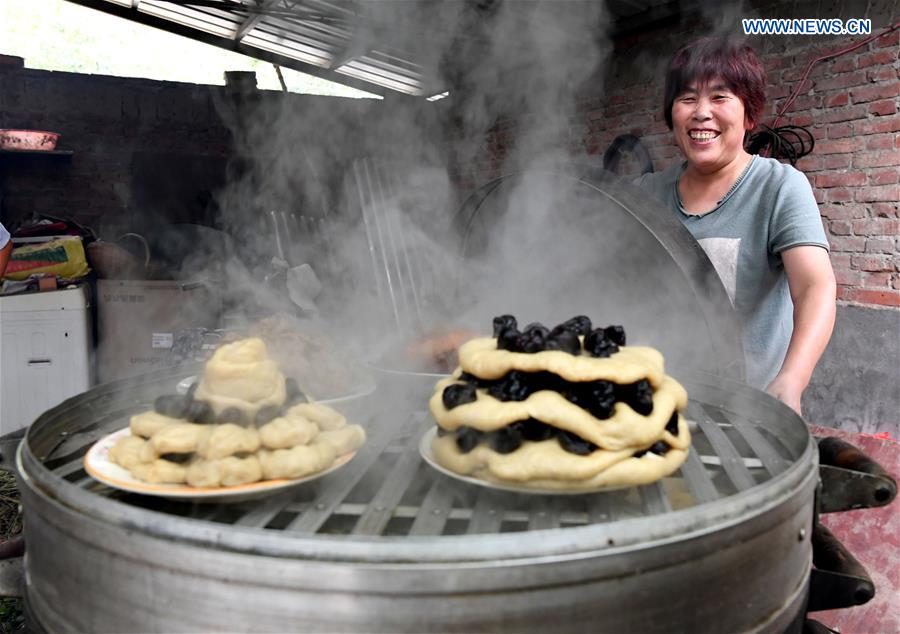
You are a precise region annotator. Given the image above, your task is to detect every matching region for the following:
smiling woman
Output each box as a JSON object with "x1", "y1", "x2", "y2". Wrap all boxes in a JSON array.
[{"x1": 634, "y1": 37, "x2": 836, "y2": 417}]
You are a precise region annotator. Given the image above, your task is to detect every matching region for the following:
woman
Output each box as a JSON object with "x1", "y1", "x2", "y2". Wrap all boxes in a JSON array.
[{"x1": 635, "y1": 37, "x2": 836, "y2": 416}]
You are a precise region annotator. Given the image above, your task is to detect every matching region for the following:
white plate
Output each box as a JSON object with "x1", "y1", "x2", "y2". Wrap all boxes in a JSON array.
[
  {"x1": 84, "y1": 427, "x2": 356, "y2": 503},
  {"x1": 419, "y1": 427, "x2": 627, "y2": 496}
]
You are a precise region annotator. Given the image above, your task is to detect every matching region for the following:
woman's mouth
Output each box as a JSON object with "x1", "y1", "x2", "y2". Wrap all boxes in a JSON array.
[{"x1": 688, "y1": 129, "x2": 720, "y2": 145}]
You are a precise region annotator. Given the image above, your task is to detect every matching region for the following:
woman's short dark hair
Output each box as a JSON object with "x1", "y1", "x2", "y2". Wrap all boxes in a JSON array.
[{"x1": 663, "y1": 37, "x2": 767, "y2": 130}]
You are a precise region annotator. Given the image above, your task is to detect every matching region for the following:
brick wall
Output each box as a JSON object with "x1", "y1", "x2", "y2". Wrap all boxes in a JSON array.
[
  {"x1": 451, "y1": 9, "x2": 899, "y2": 311},
  {"x1": 0, "y1": 62, "x2": 232, "y2": 235},
  {"x1": 0, "y1": 61, "x2": 375, "y2": 240}
]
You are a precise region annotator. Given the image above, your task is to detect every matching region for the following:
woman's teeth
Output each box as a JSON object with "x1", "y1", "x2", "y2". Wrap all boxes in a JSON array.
[{"x1": 689, "y1": 131, "x2": 718, "y2": 141}]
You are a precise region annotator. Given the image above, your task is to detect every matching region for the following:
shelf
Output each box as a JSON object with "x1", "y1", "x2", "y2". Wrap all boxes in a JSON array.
[{"x1": 0, "y1": 148, "x2": 73, "y2": 158}]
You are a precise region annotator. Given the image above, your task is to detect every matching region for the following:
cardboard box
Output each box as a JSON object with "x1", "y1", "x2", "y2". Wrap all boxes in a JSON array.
[{"x1": 96, "y1": 279, "x2": 221, "y2": 383}]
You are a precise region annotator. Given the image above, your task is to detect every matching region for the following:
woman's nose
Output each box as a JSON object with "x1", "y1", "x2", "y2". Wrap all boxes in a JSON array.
[{"x1": 692, "y1": 98, "x2": 712, "y2": 120}]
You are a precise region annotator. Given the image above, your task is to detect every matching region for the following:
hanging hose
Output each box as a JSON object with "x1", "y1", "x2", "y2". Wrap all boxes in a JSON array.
[
  {"x1": 745, "y1": 124, "x2": 815, "y2": 166},
  {"x1": 602, "y1": 133, "x2": 654, "y2": 175}
]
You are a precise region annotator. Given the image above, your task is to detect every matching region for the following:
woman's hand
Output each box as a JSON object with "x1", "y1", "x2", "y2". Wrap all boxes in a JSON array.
[{"x1": 766, "y1": 373, "x2": 804, "y2": 416}]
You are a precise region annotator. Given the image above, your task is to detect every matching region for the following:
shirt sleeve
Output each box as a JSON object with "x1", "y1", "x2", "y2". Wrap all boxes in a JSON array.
[
  {"x1": 0, "y1": 222, "x2": 10, "y2": 250},
  {"x1": 768, "y1": 165, "x2": 829, "y2": 254}
]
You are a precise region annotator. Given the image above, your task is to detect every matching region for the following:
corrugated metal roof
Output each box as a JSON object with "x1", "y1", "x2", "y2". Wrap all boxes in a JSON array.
[
  {"x1": 63, "y1": 0, "x2": 687, "y2": 98},
  {"x1": 63, "y1": 0, "x2": 440, "y2": 97}
]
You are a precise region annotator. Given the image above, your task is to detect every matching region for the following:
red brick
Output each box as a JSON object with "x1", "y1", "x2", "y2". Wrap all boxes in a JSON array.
[
  {"x1": 873, "y1": 30, "x2": 899, "y2": 49},
  {"x1": 853, "y1": 150, "x2": 900, "y2": 168},
  {"x1": 861, "y1": 272, "x2": 892, "y2": 287},
  {"x1": 822, "y1": 105, "x2": 868, "y2": 123},
  {"x1": 833, "y1": 58, "x2": 857, "y2": 73},
  {"x1": 810, "y1": 125, "x2": 829, "y2": 141},
  {"x1": 795, "y1": 156, "x2": 823, "y2": 172},
  {"x1": 825, "y1": 93, "x2": 849, "y2": 108},
  {"x1": 854, "y1": 118, "x2": 900, "y2": 135},
  {"x1": 834, "y1": 269, "x2": 862, "y2": 285},
  {"x1": 869, "y1": 168, "x2": 899, "y2": 185},
  {"x1": 869, "y1": 100, "x2": 897, "y2": 116},
  {"x1": 824, "y1": 154, "x2": 851, "y2": 169},
  {"x1": 816, "y1": 172, "x2": 867, "y2": 188},
  {"x1": 872, "y1": 202, "x2": 899, "y2": 217},
  {"x1": 854, "y1": 185, "x2": 900, "y2": 202},
  {"x1": 764, "y1": 56, "x2": 784, "y2": 72},
  {"x1": 781, "y1": 65, "x2": 812, "y2": 82},
  {"x1": 865, "y1": 237, "x2": 895, "y2": 253},
  {"x1": 830, "y1": 253, "x2": 852, "y2": 269},
  {"x1": 819, "y1": 204, "x2": 867, "y2": 220},
  {"x1": 850, "y1": 82, "x2": 900, "y2": 104},
  {"x1": 826, "y1": 122, "x2": 853, "y2": 138},
  {"x1": 814, "y1": 138, "x2": 866, "y2": 154},
  {"x1": 894, "y1": 276, "x2": 900, "y2": 290},
  {"x1": 851, "y1": 254, "x2": 895, "y2": 271},
  {"x1": 772, "y1": 84, "x2": 794, "y2": 100},
  {"x1": 814, "y1": 71, "x2": 868, "y2": 92},
  {"x1": 794, "y1": 94, "x2": 824, "y2": 110},
  {"x1": 827, "y1": 187, "x2": 854, "y2": 202},
  {"x1": 838, "y1": 288, "x2": 900, "y2": 307},
  {"x1": 865, "y1": 134, "x2": 897, "y2": 150},
  {"x1": 830, "y1": 235, "x2": 867, "y2": 251},
  {"x1": 852, "y1": 218, "x2": 900, "y2": 235},
  {"x1": 789, "y1": 113, "x2": 814, "y2": 127},
  {"x1": 866, "y1": 68, "x2": 897, "y2": 83},
  {"x1": 828, "y1": 220, "x2": 853, "y2": 235},
  {"x1": 857, "y1": 51, "x2": 896, "y2": 69}
]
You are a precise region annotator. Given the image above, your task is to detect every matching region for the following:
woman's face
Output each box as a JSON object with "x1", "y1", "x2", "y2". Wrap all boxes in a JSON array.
[{"x1": 671, "y1": 77, "x2": 752, "y2": 173}]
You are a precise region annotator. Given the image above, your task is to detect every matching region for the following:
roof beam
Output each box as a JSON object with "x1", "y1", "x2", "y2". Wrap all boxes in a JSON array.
[
  {"x1": 235, "y1": 0, "x2": 272, "y2": 41},
  {"x1": 327, "y1": 13, "x2": 368, "y2": 69}
]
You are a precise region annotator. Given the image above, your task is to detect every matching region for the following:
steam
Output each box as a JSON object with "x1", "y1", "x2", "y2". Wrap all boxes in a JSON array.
[
  {"x1": 202, "y1": 3, "x2": 621, "y2": 354},
  {"x1": 160, "y1": 0, "x2": 738, "y2": 410}
]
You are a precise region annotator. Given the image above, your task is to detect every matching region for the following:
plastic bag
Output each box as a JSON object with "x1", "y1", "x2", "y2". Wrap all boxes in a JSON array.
[{"x1": 2, "y1": 236, "x2": 91, "y2": 281}]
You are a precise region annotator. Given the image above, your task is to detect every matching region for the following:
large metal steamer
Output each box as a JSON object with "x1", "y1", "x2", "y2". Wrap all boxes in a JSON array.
[
  {"x1": 19, "y1": 172, "x2": 818, "y2": 632},
  {"x1": 20, "y1": 369, "x2": 815, "y2": 633}
]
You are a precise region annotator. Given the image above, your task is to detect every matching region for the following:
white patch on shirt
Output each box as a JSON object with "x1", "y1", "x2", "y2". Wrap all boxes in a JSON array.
[{"x1": 698, "y1": 237, "x2": 740, "y2": 306}]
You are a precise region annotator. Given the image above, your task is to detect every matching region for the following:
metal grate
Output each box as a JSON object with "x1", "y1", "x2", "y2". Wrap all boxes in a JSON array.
[{"x1": 31, "y1": 372, "x2": 801, "y2": 538}]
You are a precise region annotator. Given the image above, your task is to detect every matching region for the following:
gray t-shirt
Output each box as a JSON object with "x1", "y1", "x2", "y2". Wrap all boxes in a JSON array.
[{"x1": 635, "y1": 155, "x2": 829, "y2": 388}]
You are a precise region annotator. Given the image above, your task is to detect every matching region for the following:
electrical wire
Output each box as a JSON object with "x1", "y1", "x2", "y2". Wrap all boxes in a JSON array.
[
  {"x1": 773, "y1": 20, "x2": 899, "y2": 128},
  {"x1": 747, "y1": 20, "x2": 900, "y2": 164},
  {"x1": 745, "y1": 124, "x2": 815, "y2": 165}
]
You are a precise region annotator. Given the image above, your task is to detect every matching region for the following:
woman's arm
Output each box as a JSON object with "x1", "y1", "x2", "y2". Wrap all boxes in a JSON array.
[{"x1": 766, "y1": 245, "x2": 837, "y2": 415}]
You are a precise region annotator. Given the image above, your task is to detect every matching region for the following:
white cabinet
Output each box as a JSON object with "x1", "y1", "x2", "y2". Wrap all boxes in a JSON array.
[{"x1": 0, "y1": 285, "x2": 92, "y2": 435}]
